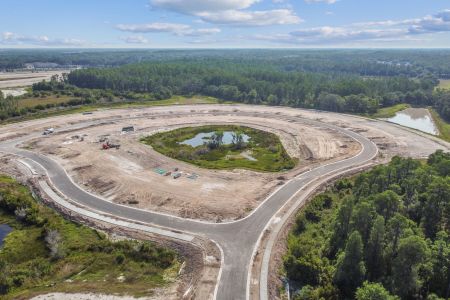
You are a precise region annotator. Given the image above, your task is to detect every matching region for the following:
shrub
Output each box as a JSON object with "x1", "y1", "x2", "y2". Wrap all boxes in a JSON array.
[
  {"x1": 44, "y1": 229, "x2": 63, "y2": 259},
  {"x1": 115, "y1": 253, "x2": 125, "y2": 264}
]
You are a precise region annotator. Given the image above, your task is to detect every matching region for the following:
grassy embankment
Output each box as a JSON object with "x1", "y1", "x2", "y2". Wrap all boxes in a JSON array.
[
  {"x1": 141, "y1": 125, "x2": 296, "y2": 172},
  {"x1": 430, "y1": 108, "x2": 450, "y2": 142},
  {"x1": 0, "y1": 175, "x2": 179, "y2": 299},
  {"x1": 18, "y1": 95, "x2": 74, "y2": 109},
  {"x1": 17, "y1": 94, "x2": 219, "y2": 110},
  {"x1": 370, "y1": 103, "x2": 450, "y2": 143},
  {"x1": 371, "y1": 103, "x2": 410, "y2": 119}
]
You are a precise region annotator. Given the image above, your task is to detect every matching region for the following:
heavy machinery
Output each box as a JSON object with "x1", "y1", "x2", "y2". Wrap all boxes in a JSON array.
[{"x1": 102, "y1": 140, "x2": 120, "y2": 150}]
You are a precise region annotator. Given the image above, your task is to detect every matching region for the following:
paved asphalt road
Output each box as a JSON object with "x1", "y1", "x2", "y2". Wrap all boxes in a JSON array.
[{"x1": 0, "y1": 110, "x2": 378, "y2": 300}]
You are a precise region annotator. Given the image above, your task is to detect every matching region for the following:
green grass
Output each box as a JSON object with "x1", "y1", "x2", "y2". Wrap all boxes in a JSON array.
[
  {"x1": 0, "y1": 175, "x2": 178, "y2": 299},
  {"x1": 429, "y1": 108, "x2": 450, "y2": 142},
  {"x1": 1, "y1": 95, "x2": 222, "y2": 125},
  {"x1": 437, "y1": 79, "x2": 450, "y2": 90},
  {"x1": 141, "y1": 125, "x2": 296, "y2": 172},
  {"x1": 17, "y1": 95, "x2": 76, "y2": 109},
  {"x1": 371, "y1": 103, "x2": 410, "y2": 119}
]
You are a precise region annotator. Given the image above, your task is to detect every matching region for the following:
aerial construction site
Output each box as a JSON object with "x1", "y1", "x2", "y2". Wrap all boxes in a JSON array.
[
  {"x1": 0, "y1": 103, "x2": 443, "y2": 224},
  {"x1": 0, "y1": 102, "x2": 448, "y2": 299}
]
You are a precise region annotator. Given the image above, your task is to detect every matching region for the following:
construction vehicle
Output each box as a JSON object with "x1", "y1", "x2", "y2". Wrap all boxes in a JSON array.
[
  {"x1": 121, "y1": 126, "x2": 135, "y2": 133},
  {"x1": 43, "y1": 128, "x2": 54, "y2": 135},
  {"x1": 102, "y1": 140, "x2": 120, "y2": 150}
]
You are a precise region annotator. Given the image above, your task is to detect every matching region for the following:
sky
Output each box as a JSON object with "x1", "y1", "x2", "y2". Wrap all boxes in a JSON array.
[{"x1": 1, "y1": 0, "x2": 450, "y2": 48}]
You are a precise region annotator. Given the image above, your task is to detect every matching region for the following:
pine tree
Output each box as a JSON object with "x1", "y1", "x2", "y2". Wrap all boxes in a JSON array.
[{"x1": 334, "y1": 231, "x2": 366, "y2": 297}]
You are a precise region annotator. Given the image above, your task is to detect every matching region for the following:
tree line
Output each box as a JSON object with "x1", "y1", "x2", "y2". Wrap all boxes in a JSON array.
[
  {"x1": 3, "y1": 55, "x2": 450, "y2": 122},
  {"x1": 0, "y1": 91, "x2": 19, "y2": 120},
  {"x1": 65, "y1": 61, "x2": 426, "y2": 112},
  {"x1": 284, "y1": 151, "x2": 450, "y2": 299},
  {"x1": 2, "y1": 49, "x2": 450, "y2": 79},
  {"x1": 65, "y1": 60, "x2": 450, "y2": 120}
]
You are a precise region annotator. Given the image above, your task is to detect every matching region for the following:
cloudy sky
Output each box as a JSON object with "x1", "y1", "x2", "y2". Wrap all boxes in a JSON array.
[{"x1": 1, "y1": 0, "x2": 450, "y2": 48}]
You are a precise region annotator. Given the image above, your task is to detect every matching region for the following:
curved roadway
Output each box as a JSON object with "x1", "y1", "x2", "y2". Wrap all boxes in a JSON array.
[{"x1": 0, "y1": 109, "x2": 378, "y2": 300}]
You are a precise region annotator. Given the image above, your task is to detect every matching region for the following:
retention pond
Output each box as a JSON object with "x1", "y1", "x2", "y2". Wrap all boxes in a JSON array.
[
  {"x1": 385, "y1": 108, "x2": 439, "y2": 135},
  {"x1": 180, "y1": 131, "x2": 250, "y2": 147}
]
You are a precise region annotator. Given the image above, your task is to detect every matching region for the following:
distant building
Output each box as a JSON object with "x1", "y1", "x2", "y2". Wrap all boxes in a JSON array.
[
  {"x1": 23, "y1": 62, "x2": 80, "y2": 71},
  {"x1": 33, "y1": 62, "x2": 60, "y2": 69}
]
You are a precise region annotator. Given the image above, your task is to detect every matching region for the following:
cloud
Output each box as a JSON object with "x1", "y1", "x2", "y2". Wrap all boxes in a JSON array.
[
  {"x1": 305, "y1": 0, "x2": 338, "y2": 4},
  {"x1": 250, "y1": 9, "x2": 450, "y2": 45},
  {"x1": 120, "y1": 35, "x2": 149, "y2": 44},
  {"x1": 116, "y1": 22, "x2": 221, "y2": 36},
  {"x1": 289, "y1": 26, "x2": 405, "y2": 43},
  {"x1": 182, "y1": 28, "x2": 221, "y2": 36},
  {"x1": 149, "y1": 0, "x2": 301, "y2": 26},
  {"x1": 150, "y1": 0, "x2": 259, "y2": 13},
  {"x1": 408, "y1": 9, "x2": 450, "y2": 34},
  {"x1": 1, "y1": 32, "x2": 84, "y2": 46},
  {"x1": 253, "y1": 27, "x2": 407, "y2": 45},
  {"x1": 116, "y1": 22, "x2": 190, "y2": 34},
  {"x1": 354, "y1": 10, "x2": 450, "y2": 34},
  {"x1": 197, "y1": 9, "x2": 302, "y2": 26}
]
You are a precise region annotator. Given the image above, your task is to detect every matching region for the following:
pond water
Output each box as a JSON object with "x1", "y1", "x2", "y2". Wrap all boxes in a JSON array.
[
  {"x1": 0, "y1": 224, "x2": 12, "y2": 247},
  {"x1": 385, "y1": 108, "x2": 439, "y2": 135},
  {"x1": 180, "y1": 131, "x2": 250, "y2": 147}
]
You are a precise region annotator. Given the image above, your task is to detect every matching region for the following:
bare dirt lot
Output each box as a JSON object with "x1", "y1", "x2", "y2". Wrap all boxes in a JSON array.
[
  {"x1": 0, "y1": 70, "x2": 70, "y2": 89},
  {"x1": 23, "y1": 111, "x2": 359, "y2": 221},
  {"x1": 2, "y1": 104, "x2": 447, "y2": 222}
]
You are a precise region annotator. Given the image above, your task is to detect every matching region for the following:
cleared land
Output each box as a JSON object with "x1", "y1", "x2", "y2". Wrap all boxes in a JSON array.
[
  {"x1": 0, "y1": 104, "x2": 445, "y2": 222},
  {"x1": 0, "y1": 71, "x2": 69, "y2": 89},
  {"x1": 1, "y1": 88, "x2": 27, "y2": 97},
  {"x1": 0, "y1": 103, "x2": 448, "y2": 300},
  {"x1": 14, "y1": 106, "x2": 360, "y2": 222}
]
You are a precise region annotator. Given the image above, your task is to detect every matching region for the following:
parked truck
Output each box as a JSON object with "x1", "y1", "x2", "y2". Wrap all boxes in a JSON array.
[{"x1": 43, "y1": 128, "x2": 54, "y2": 135}]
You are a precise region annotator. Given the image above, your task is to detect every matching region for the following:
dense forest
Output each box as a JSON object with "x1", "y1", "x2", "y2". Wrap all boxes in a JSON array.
[
  {"x1": 1, "y1": 50, "x2": 450, "y2": 122},
  {"x1": 284, "y1": 151, "x2": 450, "y2": 299},
  {"x1": 1, "y1": 66, "x2": 446, "y2": 122},
  {"x1": 65, "y1": 60, "x2": 450, "y2": 120},
  {"x1": 2, "y1": 49, "x2": 450, "y2": 78}
]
